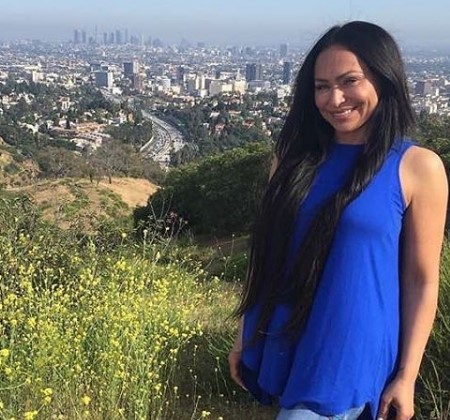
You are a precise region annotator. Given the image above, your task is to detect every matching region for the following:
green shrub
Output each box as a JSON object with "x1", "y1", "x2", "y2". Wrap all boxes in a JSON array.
[{"x1": 136, "y1": 142, "x2": 272, "y2": 235}]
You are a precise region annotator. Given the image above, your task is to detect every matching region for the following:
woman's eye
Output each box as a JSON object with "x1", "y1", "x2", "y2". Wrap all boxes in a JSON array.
[
  {"x1": 314, "y1": 85, "x2": 329, "y2": 92},
  {"x1": 343, "y1": 78, "x2": 358, "y2": 86}
]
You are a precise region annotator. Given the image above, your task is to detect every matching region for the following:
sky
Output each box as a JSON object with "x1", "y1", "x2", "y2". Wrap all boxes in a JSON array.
[{"x1": 0, "y1": 0, "x2": 449, "y2": 49}]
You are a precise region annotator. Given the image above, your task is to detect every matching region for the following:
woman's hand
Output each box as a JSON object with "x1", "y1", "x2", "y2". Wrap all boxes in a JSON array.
[
  {"x1": 228, "y1": 346, "x2": 246, "y2": 390},
  {"x1": 377, "y1": 376, "x2": 415, "y2": 420}
]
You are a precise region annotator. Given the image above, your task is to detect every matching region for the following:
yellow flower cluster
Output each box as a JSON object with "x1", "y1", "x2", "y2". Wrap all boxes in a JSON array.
[{"x1": 0, "y1": 229, "x2": 225, "y2": 419}]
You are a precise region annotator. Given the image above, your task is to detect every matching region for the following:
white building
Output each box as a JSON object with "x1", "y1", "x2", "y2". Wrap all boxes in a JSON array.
[
  {"x1": 209, "y1": 80, "x2": 233, "y2": 96},
  {"x1": 232, "y1": 80, "x2": 246, "y2": 94},
  {"x1": 30, "y1": 70, "x2": 44, "y2": 83}
]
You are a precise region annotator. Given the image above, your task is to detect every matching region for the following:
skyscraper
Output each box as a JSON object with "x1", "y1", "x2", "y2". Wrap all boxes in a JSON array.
[
  {"x1": 283, "y1": 61, "x2": 292, "y2": 85},
  {"x1": 73, "y1": 29, "x2": 80, "y2": 44},
  {"x1": 280, "y1": 43, "x2": 288, "y2": 58},
  {"x1": 124, "y1": 61, "x2": 138, "y2": 78},
  {"x1": 81, "y1": 30, "x2": 87, "y2": 44},
  {"x1": 177, "y1": 66, "x2": 185, "y2": 83},
  {"x1": 115, "y1": 29, "x2": 122, "y2": 45},
  {"x1": 131, "y1": 74, "x2": 143, "y2": 92},
  {"x1": 245, "y1": 63, "x2": 262, "y2": 82}
]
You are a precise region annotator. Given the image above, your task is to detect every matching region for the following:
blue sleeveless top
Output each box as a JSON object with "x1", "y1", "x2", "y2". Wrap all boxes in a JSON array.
[{"x1": 241, "y1": 139, "x2": 414, "y2": 420}]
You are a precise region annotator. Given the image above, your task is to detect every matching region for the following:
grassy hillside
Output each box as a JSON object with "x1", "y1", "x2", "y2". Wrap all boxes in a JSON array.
[
  {"x1": 0, "y1": 145, "x2": 39, "y2": 187},
  {"x1": 6, "y1": 177, "x2": 157, "y2": 229}
]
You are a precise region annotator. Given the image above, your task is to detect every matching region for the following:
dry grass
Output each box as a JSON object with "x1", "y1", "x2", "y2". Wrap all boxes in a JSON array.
[
  {"x1": 7, "y1": 177, "x2": 157, "y2": 228},
  {"x1": 97, "y1": 177, "x2": 158, "y2": 208}
]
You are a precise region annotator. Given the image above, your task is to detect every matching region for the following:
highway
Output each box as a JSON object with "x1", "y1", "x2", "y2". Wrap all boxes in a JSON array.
[
  {"x1": 139, "y1": 111, "x2": 185, "y2": 168},
  {"x1": 102, "y1": 90, "x2": 186, "y2": 169}
]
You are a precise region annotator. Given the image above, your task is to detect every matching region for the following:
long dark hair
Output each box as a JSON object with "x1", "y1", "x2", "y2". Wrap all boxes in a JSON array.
[{"x1": 235, "y1": 21, "x2": 415, "y2": 340}]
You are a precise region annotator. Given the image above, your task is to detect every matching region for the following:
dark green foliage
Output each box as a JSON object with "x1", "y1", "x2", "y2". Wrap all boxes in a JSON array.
[
  {"x1": 105, "y1": 120, "x2": 153, "y2": 149},
  {"x1": 35, "y1": 146, "x2": 85, "y2": 178},
  {"x1": 415, "y1": 114, "x2": 450, "y2": 232},
  {"x1": 415, "y1": 114, "x2": 450, "y2": 168},
  {"x1": 136, "y1": 143, "x2": 272, "y2": 235},
  {"x1": 159, "y1": 94, "x2": 275, "y2": 165}
]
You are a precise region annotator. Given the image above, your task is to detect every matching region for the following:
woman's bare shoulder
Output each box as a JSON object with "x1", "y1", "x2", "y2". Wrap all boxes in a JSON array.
[{"x1": 400, "y1": 145, "x2": 447, "y2": 207}]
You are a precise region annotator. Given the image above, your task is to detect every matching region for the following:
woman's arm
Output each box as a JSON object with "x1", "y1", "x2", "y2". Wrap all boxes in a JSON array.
[
  {"x1": 378, "y1": 146, "x2": 448, "y2": 420},
  {"x1": 269, "y1": 154, "x2": 279, "y2": 181},
  {"x1": 228, "y1": 317, "x2": 246, "y2": 389}
]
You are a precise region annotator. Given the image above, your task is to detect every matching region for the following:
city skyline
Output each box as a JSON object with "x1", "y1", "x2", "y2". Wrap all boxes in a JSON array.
[{"x1": 1, "y1": 0, "x2": 450, "y2": 49}]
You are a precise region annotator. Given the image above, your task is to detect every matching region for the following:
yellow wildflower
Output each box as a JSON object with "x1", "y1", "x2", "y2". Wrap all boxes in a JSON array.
[
  {"x1": 81, "y1": 395, "x2": 91, "y2": 406},
  {"x1": 24, "y1": 411, "x2": 39, "y2": 420},
  {"x1": 0, "y1": 349, "x2": 10, "y2": 358}
]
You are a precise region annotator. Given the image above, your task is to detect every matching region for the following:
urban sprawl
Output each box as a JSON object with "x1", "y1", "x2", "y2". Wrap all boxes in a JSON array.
[{"x1": 1, "y1": 27, "x2": 450, "y2": 168}]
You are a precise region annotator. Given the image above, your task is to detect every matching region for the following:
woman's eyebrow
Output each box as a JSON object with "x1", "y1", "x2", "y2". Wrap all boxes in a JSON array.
[{"x1": 314, "y1": 70, "x2": 364, "y2": 83}]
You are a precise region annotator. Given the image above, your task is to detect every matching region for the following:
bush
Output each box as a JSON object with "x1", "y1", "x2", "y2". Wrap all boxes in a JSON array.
[{"x1": 135, "y1": 143, "x2": 272, "y2": 235}]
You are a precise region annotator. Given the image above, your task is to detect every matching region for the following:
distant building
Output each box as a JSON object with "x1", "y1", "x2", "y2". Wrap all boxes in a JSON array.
[
  {"x1": 124, "y1": 61, "x2": 138, "y2": 78},
  {"x1": 30, "y1": 70, "x2": 44, "y2": 83},
  {"x1": 73, "y1": 29, "x2": 80, "y2": 44},
  {"x1": 177, "y1": 66, "x2": 186, "y2": 83},
  {"x1": 280, "y1": 43, "x2": 288, "y2": 57},
  {"x1": 90, "y1": 63, "x2": 101, "y2": 72},
  {"x1": 95, "y1": 71, "x2": 113, "y2": 88},
  {"x1": 103, "y1": 32, "x2": 108, "y2": 45},
  {"x1": 81, "y1": 30, "x2": 87, "y2": 44},
  {"x1": 131, "y1": 74, "x2": 143, "y2": 92},
  {"x1": 198, "y1": 73, "x2": 206, "y2": 90},
  {"x1": 233, "y1": 79, "x2": 247, "y2": 94},
  {"x1": 186, "y1": 76, "x2": 199, "y2": 94},
  {"x1": 160, "y1": 77, "x2": 171, "y2": 91},
  {"x1": 283, "y1": 61, "x2": 292, "y2": 85},
  {"x1": 209, "y1": 80, "x2": 233, "y2": 96},
  {"x1": 247, "y1": 80, "x2": 271, "y2": 92},
  {"x1": 59, "y1": 97, "x2": 71, "y2": 111},
  {"x1": 415, "y1": 80, "x2": 433, "y2": 96},
  {"x1": 246, "y1": 63, "x2": 262, "y2": 82},
  {"x1": 152, "y1": 38, "x2": 164, "y2": 48},
  {"x1": 115, "y1": 29, "x2": 122, "y2": 45}
]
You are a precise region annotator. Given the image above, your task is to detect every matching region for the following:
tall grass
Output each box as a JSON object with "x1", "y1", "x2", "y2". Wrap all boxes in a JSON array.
[
  {"x1": 416, "y1": 241, "x2": 450, "y2": 419},
  {"x1": 0, "y1": 195, "x2": 448, "y2": 419},
  {"x1": 0, "y1": 196, "x2": 210, "y2": 419}
]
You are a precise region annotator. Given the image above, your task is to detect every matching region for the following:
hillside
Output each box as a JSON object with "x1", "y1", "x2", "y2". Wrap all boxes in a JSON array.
[
  {"x1": 0, "y1": 144, "x2": 39, "y2": 187},
  {"x1": 7, "y1": 177, "x2": 158, "y2": 227}
]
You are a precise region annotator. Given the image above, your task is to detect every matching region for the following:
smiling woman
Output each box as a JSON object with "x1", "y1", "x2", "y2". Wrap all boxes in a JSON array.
[{"x1": 229, "y1": 21, "x2": 448, "y2": 420}]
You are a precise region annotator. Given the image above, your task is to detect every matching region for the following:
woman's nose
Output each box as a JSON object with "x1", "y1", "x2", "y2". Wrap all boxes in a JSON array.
[{"x1": 328, "y1": 87, "x2": 345, "y2": 107}]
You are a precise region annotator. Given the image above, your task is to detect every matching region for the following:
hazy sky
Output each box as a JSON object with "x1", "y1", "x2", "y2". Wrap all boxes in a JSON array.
[{"x1": 0, "y1": 0, "x2": 449, "y2": 48}]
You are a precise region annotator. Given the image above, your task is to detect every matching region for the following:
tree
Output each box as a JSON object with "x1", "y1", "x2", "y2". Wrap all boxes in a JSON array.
[
  {"x1": 92, "y1": 140, "x2": 144, "y2": 184},
  {"x1": 35, "y1": 146, "x2": 84, "y2": 178}
]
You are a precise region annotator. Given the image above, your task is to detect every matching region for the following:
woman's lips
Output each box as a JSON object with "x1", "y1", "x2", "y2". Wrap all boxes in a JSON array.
[{"x1": 330, "y1": 107, "x2": 357, "y2": 120}]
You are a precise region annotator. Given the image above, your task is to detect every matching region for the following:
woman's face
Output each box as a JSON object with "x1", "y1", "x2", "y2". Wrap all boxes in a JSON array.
[{"x1": 314, "y1": 45, "x2": 379, "y2": 144}]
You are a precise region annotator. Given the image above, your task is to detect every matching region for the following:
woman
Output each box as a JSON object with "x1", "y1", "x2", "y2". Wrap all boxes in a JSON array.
[{"x1": 229, "y1": 21, "x2": 448, "y2": 420}]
